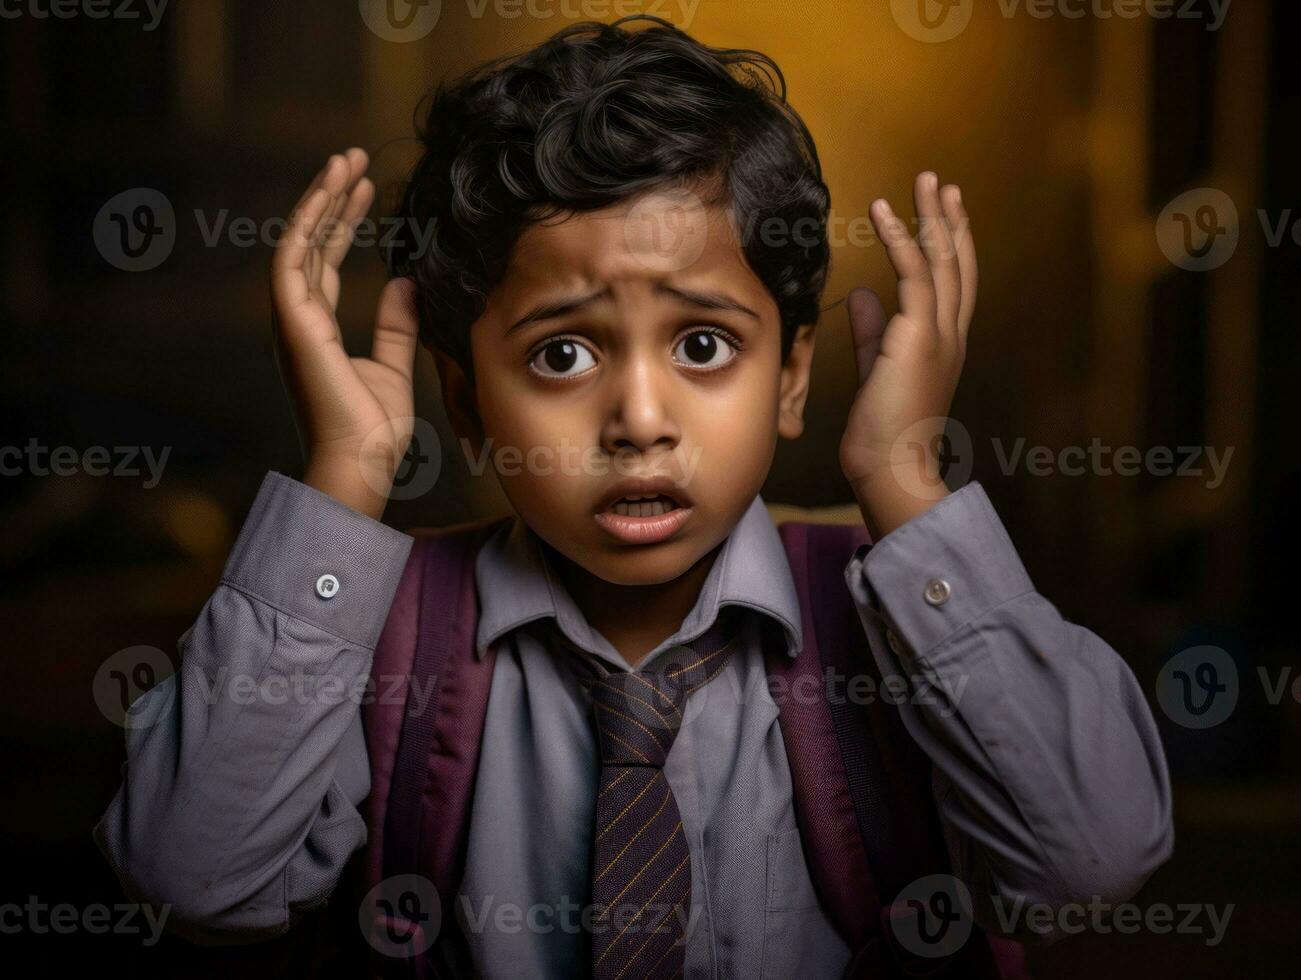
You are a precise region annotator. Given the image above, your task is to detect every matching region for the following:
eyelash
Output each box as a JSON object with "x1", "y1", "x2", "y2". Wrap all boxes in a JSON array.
[{"x1": 525, "y1": 326, "x2": 745, "y2": 380}]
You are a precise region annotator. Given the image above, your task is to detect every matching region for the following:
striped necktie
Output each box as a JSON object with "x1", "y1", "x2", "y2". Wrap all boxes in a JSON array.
[{"x1": 557, "y1": 608, "x2": 741, "y2": 980}]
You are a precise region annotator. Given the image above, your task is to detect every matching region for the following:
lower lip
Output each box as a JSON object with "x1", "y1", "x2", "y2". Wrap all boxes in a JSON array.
[{"x1": 593, "y1": 504, "x2": 692, "y2": 544}]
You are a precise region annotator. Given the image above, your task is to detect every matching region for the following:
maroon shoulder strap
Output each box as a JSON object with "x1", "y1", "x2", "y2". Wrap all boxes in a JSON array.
[
  {"x1": 777, "y1": 519, "x2": 1024, "y2": 980},
  {"x1": 767, "y1": 520, "x2": 884, "y2": 964},
  {"x1": 357, "y1": 515, "x2": 509, "y2": 975}
]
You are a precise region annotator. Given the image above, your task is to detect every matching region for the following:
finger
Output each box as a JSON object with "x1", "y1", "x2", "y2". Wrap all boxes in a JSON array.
[
  {"x1": 319, "y1": 148, "x2": 370, "y2": 258},
  {"x1": 371, "y1": 277, "x2": 421, "y2": 382},
  {"x1": 941, "y1": 184, "x2": 978, "y2": 339},
  {"x1": 870, "y1": 198, "x2": 936, "y2": 333},
  {"x1": 308, "y1": 154, "x2": 358, "y2": 287},
  {"x1": 288, "y1": 153, "x2": 348, "y2": 229},
  {"x1": 273, "y1": 186, "x2": 332, "y2": 309},
  {"x1": 912, "y1": 171, "x2": 960, "y2": 338},
  {"x1": 322, "y1": 176, "x2": 375, "y2": 269},
  {"x1": 846, "y1": 287, "x2": 888, "y2": 385}
]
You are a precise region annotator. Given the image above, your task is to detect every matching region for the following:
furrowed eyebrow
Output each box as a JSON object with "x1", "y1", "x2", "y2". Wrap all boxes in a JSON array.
[
  {"x1": 505, "y1": 286, "x2": 613, "y2": 337},
  {"x1": 656, "y1": 284, "x2": 759, "y2": 319},
  {"x1": 503, "y1": 282, "x2": 758, "y2": 337}
]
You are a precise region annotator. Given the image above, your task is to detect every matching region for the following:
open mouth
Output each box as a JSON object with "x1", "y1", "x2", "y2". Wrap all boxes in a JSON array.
[
  {"x1": 593, "y1": 484, "x2": 693, "y2": 544},
  {"x1": 606, "y1": 493, "x2": 682, "y2": 518}
]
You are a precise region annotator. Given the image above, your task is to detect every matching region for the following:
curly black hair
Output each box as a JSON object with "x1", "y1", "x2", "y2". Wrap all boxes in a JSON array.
[{"x1": 384, "y1": 15, "x2": 831, "y2": 382}]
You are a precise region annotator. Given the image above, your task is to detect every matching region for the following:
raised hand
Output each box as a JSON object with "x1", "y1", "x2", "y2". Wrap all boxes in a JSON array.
[
  {"x1": 838, "y1": 171, "x2": 977, "y2": 540},
  {"x1": 270, "y1": 148, "x2": 421, "y2": 519}
]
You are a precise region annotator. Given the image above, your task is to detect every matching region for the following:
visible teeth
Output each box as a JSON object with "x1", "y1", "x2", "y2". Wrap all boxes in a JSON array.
[{"x1": 612, "y1": 495, "x2": 676, "y2": 517}]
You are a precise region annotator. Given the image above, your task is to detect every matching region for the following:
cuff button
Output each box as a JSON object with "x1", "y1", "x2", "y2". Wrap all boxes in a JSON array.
[
  {"x1": 316, "y1": 573, "x2": 341, "y2": 600},
  {"x1": 923, "y1": 578, "x2": 951, "y2": 607}
]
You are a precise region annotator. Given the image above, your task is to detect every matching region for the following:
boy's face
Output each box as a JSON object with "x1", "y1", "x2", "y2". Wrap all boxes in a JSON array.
[{"x1": 437, "y1": 188, "x2": 816, "y2": 587}]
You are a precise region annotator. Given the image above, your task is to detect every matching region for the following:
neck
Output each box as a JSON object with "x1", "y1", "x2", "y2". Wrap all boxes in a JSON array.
[{"x1": 546, "y1": 543, "x2": 723, "y2": 669}]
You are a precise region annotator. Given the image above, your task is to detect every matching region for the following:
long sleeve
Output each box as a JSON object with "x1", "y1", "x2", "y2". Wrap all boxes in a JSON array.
[
  {"x1": 92, "y1": 471, "x2": 414, "y2": 945},
  {"x1": 843, "y1": 482, "x2": 1173, "y2": 943}
]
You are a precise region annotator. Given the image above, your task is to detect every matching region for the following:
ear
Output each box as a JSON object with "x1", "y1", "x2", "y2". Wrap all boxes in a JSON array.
[
  {"x1": 432, "y1": 346, "x2": 486, "y2": 455},
  {"x1": 777, "y1": 323, "x2": 816, "y2": 440}
]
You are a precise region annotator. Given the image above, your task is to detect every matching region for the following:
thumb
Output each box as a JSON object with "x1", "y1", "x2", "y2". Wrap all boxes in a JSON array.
[
  {"x1": 846, "y1": 286, "x2": 887, "y2": 384},
  {"x1": 371, "y1": 277, "x2": 420, "y2": 382}
]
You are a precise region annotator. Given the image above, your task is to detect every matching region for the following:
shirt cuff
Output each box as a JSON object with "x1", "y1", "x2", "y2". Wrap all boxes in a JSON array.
[
  {"x1": 220, "y1": 471, "x2": 414, "y2": 649},
  {"x1": 854, "y1": 482, "x2": 1034, "y2": 657}
]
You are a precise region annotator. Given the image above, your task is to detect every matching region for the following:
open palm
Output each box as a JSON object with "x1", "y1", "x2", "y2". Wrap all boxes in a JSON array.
[{"x1": 270, "y1": 148, "x2": 420, "y2": 517}]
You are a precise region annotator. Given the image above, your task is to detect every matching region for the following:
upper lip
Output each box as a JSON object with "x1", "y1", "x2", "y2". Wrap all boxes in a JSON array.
[{"x1": 594, "y1": 475, "x2": 694, "y2": 514}]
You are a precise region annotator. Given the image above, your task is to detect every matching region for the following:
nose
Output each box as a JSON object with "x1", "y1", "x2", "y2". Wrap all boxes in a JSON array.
[{"x1": 599, "y1": 355, "x2": 681, "y2": 457}]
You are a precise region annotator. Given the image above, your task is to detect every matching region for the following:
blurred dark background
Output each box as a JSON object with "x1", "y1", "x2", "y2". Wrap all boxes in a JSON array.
[{"x1": 2, "y1": 0, "x2": 1299, "y2": 975}]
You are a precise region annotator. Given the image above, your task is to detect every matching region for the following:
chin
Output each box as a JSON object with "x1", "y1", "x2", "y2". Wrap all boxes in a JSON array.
[{"x1": 585, "y1": 542, "x2": 702, "y2": 586}]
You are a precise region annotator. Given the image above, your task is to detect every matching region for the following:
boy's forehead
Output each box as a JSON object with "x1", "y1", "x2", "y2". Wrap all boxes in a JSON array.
[{"x1": 498, "y1": 191, "x2": 769, "y2": 308}]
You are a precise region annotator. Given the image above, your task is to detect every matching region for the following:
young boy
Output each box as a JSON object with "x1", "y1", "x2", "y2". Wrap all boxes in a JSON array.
[{"x1": 94, "y1": 16, "x2": 1173, "y2": 979}]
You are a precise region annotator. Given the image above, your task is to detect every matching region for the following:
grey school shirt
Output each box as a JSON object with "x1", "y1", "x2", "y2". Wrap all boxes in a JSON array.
[{"x1": 93, "y1": 472, "x2": 1174, "y2": 978}]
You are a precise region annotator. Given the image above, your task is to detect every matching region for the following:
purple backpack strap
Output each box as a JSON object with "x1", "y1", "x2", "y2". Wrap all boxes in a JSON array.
[
  {"x1": 776, "y1": 520, "x2": 1025, "y2": 979},
  {"x1": 357, "y1": 515, "x2": 510, "y2": 977},
  {"x1": 765, "y1": 522, "x2": 885, "y2": 969}
]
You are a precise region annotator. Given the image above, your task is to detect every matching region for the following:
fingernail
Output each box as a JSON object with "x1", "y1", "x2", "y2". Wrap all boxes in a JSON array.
[{"x1": 923, "y1": 172, "x2": 938, "y2": 189}]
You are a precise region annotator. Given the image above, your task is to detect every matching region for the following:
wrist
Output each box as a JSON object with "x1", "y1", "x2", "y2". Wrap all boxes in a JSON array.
[
  {"x1": 850, "y1": 468, "x2": 949, "y2": 541},
  {"x1": 304, "y1": 452, "x2": 392, "y2": 521}
]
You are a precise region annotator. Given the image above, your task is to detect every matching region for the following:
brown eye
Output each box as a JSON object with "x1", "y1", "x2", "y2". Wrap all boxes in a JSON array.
[
  {"x1": 529, "y1": 338, "x2": 596, "y2": 379},
  {"x1": 673, "y1": 329, "x2": 737, "y2": 369}
]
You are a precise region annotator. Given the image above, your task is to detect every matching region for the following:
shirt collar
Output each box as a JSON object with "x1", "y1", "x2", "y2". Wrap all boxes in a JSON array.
[{"x1": 473, "y1": 494, "x2": 803, "y2": 669}]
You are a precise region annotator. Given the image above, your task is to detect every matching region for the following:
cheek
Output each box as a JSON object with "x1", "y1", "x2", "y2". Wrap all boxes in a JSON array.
[
  {"x1": 687, "y1": 359, "x2": 782, "y2": 466},
  {"x1": 476, "y1": 378, "x2": 593, "y2": 510}
]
